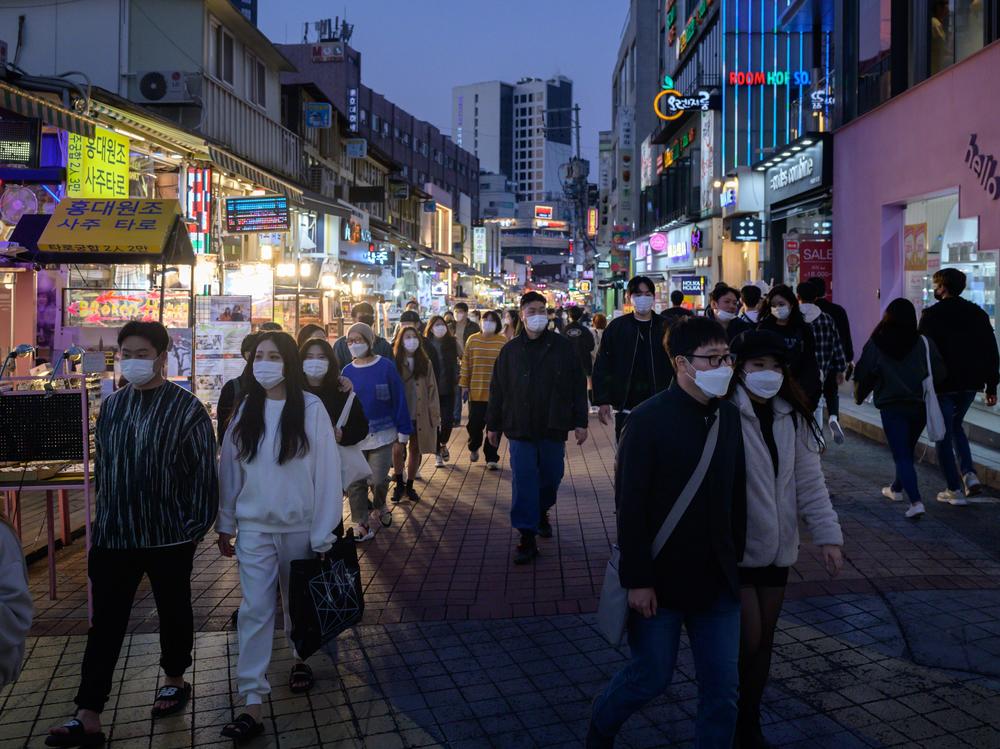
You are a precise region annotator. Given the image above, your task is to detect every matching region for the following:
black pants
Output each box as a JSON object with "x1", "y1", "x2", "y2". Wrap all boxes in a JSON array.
[
  {"x1": 467, "y1": 400, "x2": 500, "y2": 463},
  {"x1": 75, "y1": 543, "x2": 196, "y2": 713},
  {"x1": 615, "y1": 411, "x2": 631, "y2": 443},
  {"x1": 822, "y1": 370, "x2": 840, "y2": 418},
  {"x1": 438, "y1": 394, "x2": 455, "y2": 448}
]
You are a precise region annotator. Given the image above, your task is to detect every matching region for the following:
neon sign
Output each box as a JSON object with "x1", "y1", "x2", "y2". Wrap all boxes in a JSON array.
[
  {"x1": 728, "y1": 70, "x2": 812, "y2": 86},
  {"x1": 654, "y1": 89, "x2": 712, "y2": 121}
]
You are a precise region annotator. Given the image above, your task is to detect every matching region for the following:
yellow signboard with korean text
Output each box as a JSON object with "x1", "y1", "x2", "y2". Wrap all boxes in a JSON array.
[
  {"x1": 38, "y1": 199, "x2": 179, "y2": 255},
  {"x1": 67, "y1": 127, "x2": 130, "y2": 199}
]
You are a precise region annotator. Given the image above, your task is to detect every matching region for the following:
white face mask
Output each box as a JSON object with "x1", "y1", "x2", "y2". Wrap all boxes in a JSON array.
[
  {"x1": 716, "y1": 309, "x2": 737, "y2": 322},
  {"x1": 686, "y1": 362, "x2": 734, "y2": 398},
  {"x1": 632, "y1": 295, "x2": 655, "y2": 314},
  {"x1": 745, "y1": 309, "x2": 759, "y2": 323},
  {"x1": 120, "y1": 358, "x2": 157, "y2": 386},
  {"x1": 253, "y1": 360, "x2": 285, "y2": 390},
  {"x1": 302, "y1": 359, "x2": 329, "y2": 379},
  {"x1": 481, "y1": 320, "x2": 497, "y2": 334},
  {"x1": 432, "y1": 324, "x2": 448, "y2": 338},
  {"x1": 525, "y1": 314, "x2": 549, "y2": 333},
  {"x1": 403, "y1": 337, "x2": 420, "y2": 353},
  {"x1": 348, "y1": 342, "x2": 369, "y2": 359},
  {"x1": 743, "y1": 369, "x2": 784, "y2": 399},
  {"x1": 772, "y1": 305, "x2": 791, "y2": 321}
]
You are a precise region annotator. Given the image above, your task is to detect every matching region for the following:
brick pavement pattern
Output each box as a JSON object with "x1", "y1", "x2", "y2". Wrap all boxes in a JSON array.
[{"x1": 4, "y1": 416, "x2": 1000, "y2": 747}]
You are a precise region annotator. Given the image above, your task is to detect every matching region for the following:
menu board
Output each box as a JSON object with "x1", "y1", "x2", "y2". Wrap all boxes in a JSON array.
[{"x1": 225, "y1": 196, "x2": 289, "y2": 233}]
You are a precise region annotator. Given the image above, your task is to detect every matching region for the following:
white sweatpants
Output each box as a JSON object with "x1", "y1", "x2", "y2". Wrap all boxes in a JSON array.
[{"x1": 235, "y1": 529, "x2": 312, "y2": 704}]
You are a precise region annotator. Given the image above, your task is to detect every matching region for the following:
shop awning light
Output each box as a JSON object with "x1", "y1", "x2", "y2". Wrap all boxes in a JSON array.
[
  {"x1": 169, "y1": 153, "x2": 183, "y2": 159},
  {"x1": 299, "y1": 262, "x2": 313, "y2": 277},
  {"x1": 755, "y1": 166, "x2": 766, "y2": 172},
  {"x1": 801, "y1": 139, "x2": 814, "y2": 146},
  {"x1": 251, "y1": 188, "x2": 266, "y2": 196},
  {"x1": 790, "y1": 145, "x2": 802, "y2": 151},
  {"x1": 276, "y1": 263, "x2": 296, "y2": 278},
  {"x1": 780, "y1": 151, "x2": 792, "y2": 157},
  {"x1": 113, "y1": 127, "x2": 145, "y2": 142}
]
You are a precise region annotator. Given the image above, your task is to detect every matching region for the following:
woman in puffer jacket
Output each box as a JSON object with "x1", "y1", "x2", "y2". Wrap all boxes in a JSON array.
[{"x1": 728, "y1": 330, "x2": 844, "y2": 749}]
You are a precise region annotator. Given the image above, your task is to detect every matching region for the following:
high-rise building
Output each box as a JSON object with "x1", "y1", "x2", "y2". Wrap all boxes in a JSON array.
[{"x1": 452, "y1": 81, "x2": 513, "y2": 181}]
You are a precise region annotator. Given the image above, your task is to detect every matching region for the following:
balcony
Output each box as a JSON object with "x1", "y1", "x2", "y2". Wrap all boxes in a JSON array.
[{"x1": 198, "y1": 75, "x2": 304, "y2": 183}]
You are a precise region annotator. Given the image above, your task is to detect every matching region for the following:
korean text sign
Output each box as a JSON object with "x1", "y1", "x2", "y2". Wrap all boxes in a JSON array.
[
  {"x1": 67, "y1": 127, "x2": 130, "y2": 199},
  {"x1": 38, "y1": 199, "x2": 179, "y2": 254}
]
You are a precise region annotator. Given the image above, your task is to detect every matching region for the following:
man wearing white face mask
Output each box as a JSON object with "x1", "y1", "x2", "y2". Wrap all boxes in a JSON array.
[
  {"x1": 592, "y1": 276, "x2": 674, "y2": 441},
  {"x1": 49, "y1": 322, "x2": 218, "y2": 747},
  {"x1": 487, "y1": 292, "x2": 589, "y2": 564},
  {"x1": 710, "y1": 284, "x2": 753, "y2": 343}
]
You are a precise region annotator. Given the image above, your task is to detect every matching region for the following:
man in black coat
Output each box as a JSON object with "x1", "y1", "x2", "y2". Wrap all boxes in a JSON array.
[
  {"x1": 487, "y1": 292, "x2": 588, "y2": 565},
  {"x1": 563, "y1": 306, "x2": 596, "y2": 377},
  {"x1": 661, "y1": 289, "x2": 693, "y2": 326},
  {"x1": 592, "y1": 276, "x2": 674, "y2": 440},
  {"x1": 588, "y1": 316, "x2": 746, "y2": 748},
  {"x1": 919, "y1": 267, "x2": 1000, "y2": 500}
]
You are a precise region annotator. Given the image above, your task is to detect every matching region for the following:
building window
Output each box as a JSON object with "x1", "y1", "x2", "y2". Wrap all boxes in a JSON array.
[
  {"x1": 858, "y1": 0, "x2": 892, "y2": 113},
  {"x1": 931, "y1": 0, "x2": 985, "y2": 75},
  {"x1": 211, "y1": 21, "x2": 234, "y2": 85},
  {"x1": 372, "y1": 114, "x2": 381, "y2": 132},
  {"x1": 246, "y1": 52, "x2": 266, "y2": 107}
]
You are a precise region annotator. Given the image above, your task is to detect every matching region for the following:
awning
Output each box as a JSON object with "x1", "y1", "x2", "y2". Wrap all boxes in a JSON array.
[
  {"x1": 87, "y1": 99, "x2": 205, "y2": 156},
  {"x1": 298, "y1": 190, "x2": 350, "y2": 218},
  {"x1": 0, "y1": 81, "x2": 98, "y2": 138},
  {"x1": 208, "y1": 146, "x2": 304, "y2": 200}
]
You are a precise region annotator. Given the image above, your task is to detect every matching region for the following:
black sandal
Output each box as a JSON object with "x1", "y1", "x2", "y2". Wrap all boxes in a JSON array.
[
  {"x1": 289, "y1": 662, "x2": 314, "y2": 693},
  {"x1": 44, "y1": 719, "x2": 106, "y2": 747},
  {"x1": 221, "y1": 713, "x2": 265, "y2": 742},
  {"x1": 150, "y1": 682, "x2": 191, "y2": 718}
]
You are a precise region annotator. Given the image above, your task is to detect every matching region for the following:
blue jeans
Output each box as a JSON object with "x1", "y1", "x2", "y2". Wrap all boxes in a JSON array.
[
  {"x1": 453, "y1": 388, "x2": 463, "y2": 425},
  {"x1": 507, "y1": 439, "x2": 565, "y2": 532},
  {"x1": 591, "y1": 591, "x2": 740, "y2": 746},
  {"x1": 935, "y1": 391, "x2": 977, "y2": 491},
  {"x1": 880, "y1": 407, "x2": 926, "y2": 504}
]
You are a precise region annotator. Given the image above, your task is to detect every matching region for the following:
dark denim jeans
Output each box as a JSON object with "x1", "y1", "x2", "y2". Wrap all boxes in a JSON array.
[
  {"x1": 507, "y1": 439, "x2": 565, "y2": 532},
  {"x1": 591, "y1": 591, "x2": 740, "y2": 746},
  {"x1": 935, "y1": 391, "x2": 977, "y2": 491},
  {"x1": 880, "y1": 406, "x2": 927, "y2": 504}
]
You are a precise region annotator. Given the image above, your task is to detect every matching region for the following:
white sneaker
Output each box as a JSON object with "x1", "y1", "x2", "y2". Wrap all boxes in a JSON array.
[
  {"x1": 829, "y1": 418, "x2": 846, "y2": 445},
  {"x1": 964, "y1": 472, "x2": 983, "y2": 497},
  {"x1": 937, "y1": 489, "x2": 968, "y2": 506},
  {"x1": 354, "y1": 524, "x2": 375, "y2": 542},
  {"x1": 486, "y1": 462, "x2": 499, "y2": 471},
  {"x1": 470, "y1": 449, "x2": 479, "y2": 462},
  {"x1": 435, "y1": 454, "x2": 445, "y2": 468},
  {"x1": 905, "y1": 502, "x2": 926, "y2": 519},
  {"x1": 882, "y1": 487, "x2": 904, "y2": 502}
]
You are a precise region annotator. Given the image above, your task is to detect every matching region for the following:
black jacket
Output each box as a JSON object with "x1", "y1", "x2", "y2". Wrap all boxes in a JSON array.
[
  {"x1": 724, "y1": 316, "x2": 754, "y2": 343},
  {"x1": 592, "y1": 312, "x2": 674, "y2": 410},
  {"x1": 815, "y1": 298, "x2": 854, "y2": 361},
  {"x1": 661, "y1": 307, "x2": 692, "y2": 327},
  {"x1": 427, "y1": 336, "x2": 461, "y2": 397},
  {"x1": 216, "y1": 373, "x2": 250, "y2": 444},
  {"x1": 615, "y1": 384, "x2": 746, "y2": 611},
  {"x1": 758, "y1": 317, "x2": 822, "y2": 407},
  {"x1": 918, "y1": 296, "x2": 1000, "y2": 396},
  {"x1": 306, "y1": 385, "x2": 370, "y2": 447},
  {"x1": 563, "y1": 322, "x2": 596, "y2": 376},
  {"x1": 486, "y1": 330, "x2": 589, "y2": 440}
]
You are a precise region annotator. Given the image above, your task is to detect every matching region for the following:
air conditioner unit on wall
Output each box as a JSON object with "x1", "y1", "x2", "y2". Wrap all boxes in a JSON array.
[{"x1": 135, "y1": 71, "x2": 196, "y2": 104}]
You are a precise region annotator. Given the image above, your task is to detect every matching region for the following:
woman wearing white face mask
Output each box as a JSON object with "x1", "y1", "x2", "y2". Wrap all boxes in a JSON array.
[
  {"x1": 460, "y1": 311, "x2": 507, "y2": 468},
  {"x1": 300, "y1": 338, "x2": 368, "y2": 447},
  {"x1": 424, "y1": 315, "x2": 460, "y2": 467},
  {"x1": 390, "y1": 327, "x2": 440, "y2": 501},
  {"x1": 216, "y1": 332, "x2": 342, "y2": 741},
  {"x1": 727, "y1": 330, "x2": 843, "y2": 749},
  {"x1": 757, "y1": 285, "x2": 822, "y2": 409}
]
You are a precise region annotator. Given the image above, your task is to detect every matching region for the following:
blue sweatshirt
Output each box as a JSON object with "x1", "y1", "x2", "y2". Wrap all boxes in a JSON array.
[{"x1": 343, "y1": 356, "x2": 412, "y2": 438}]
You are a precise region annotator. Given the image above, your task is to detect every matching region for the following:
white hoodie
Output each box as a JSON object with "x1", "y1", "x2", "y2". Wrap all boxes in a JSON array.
[
  {"x1": 0, "y1": 521, "x2": 32, "y2": 689},
  {"x1": 799, "y1": 302, "x2": 822, "y2": 324},
  {"x1": 217, "y1": 392, "x2": 342, "y2": 553}
]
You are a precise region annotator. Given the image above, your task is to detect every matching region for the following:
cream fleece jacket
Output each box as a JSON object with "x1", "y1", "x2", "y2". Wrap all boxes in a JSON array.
[{"x1": 734, "y1": 385, "x2": 843, "y2": 568}]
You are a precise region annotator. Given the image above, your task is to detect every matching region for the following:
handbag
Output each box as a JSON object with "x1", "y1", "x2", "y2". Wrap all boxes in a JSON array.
[
  {"x1": 921, "y1": 336, "x2": 947, "y2": 442},
  {"x1": 288, "y1": 529, "x2": 365, "y2": 659},
  {"x1": 337, "y1": 392, "x2": 372, "y2": 487},
  {"x1": 596, "y1": 417, "x2": 720, "y2": 647}
]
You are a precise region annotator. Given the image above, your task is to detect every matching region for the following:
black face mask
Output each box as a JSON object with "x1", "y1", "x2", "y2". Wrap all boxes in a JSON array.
[
  {"x1": 933, "y1": 289, "x2": 945, "y2": 301},
  {"x1": 358, "y1": 315, "x2": 375, "y2": 328}
]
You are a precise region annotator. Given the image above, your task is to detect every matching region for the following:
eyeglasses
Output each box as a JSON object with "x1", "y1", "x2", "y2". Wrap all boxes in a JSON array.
[{"x1": 686, "y1": 353, "x2": 734, "y2": 368}]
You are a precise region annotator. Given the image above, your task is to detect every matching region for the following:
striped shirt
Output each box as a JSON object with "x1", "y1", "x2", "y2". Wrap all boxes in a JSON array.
[
  {"x1": 460, "y1": 333, "x2": 507, "y2": 403},
  {"x1": 93, "y1": 381, "x2": 218, "y2": 549}
]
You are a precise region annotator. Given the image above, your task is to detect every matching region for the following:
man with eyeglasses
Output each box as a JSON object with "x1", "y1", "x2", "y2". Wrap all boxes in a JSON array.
[{"x1": 588, "y1": 315, "x2": 747, "y2": 749}]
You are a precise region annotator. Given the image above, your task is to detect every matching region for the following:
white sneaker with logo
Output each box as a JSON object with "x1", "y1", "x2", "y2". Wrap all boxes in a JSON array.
[
  {"x1": 937, "y1": 489, "x2": 968, "y2": 506},
  {"x1": 905, "y1": 502, "x2": 926, "y2": 519}
]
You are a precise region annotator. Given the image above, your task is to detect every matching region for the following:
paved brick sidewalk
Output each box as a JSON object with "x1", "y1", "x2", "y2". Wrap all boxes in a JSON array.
[{"x1": 5, "y1": 416, "x2": 1000, "y2": 747}]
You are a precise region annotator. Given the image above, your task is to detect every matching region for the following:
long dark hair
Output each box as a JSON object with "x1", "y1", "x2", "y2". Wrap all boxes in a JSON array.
[
  {"x1": 731, "y1": 352, "x2": 824, "y2": 451},
  {"x1": 393, "y1": 326, "x2": 430, "y2": 379},
  {"x1": 424, "y1": 315, "x2": 459, "y2": 359},
  {"x1": 234, "y1": 332, "x2": 309, "y2": 465},
  {"x1": 299, "y1": 338, "x2": 342, "y2": 394},
  {"x1": 871, "y1": 297, "x2": 920, "y2": 360},
  {"x1": 758, "y1": 285, "x2": 805, "y2": 327}
]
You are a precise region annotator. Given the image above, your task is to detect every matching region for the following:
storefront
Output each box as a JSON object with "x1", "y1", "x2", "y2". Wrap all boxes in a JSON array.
[
  {"x1": 719, "y1": 168, "x2": 766, "y2": 287},
  {"x1": 834, "y1": 41, "x2": 1000, "y2": 422}
]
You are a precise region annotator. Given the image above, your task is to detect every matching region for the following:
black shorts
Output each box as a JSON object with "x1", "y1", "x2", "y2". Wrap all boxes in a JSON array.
[{"x1": 739, "y1": 565, "x2": 790, "y2": 587}]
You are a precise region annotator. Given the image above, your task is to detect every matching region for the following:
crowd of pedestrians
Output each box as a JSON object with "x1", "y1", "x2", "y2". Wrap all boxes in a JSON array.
[{"x1": 8, "y1": 266, "x2": 991, "y2": 747}]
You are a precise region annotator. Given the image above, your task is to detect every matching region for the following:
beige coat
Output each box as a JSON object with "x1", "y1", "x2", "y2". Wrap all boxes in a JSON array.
[{"x1": 401, "y1": 363, "x2": 441, "y2": 456}]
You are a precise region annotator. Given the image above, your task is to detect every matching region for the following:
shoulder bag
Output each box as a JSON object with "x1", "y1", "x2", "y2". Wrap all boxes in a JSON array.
[
  {"x1": 337, "y1": 392, "x2": 373, "y2": 488},
  {"x1": 596, "y1": 417, "x2": 720, "y2": 647},
  {"x1": 921, "y1": 336, "x2": 947, "y2": 442}
]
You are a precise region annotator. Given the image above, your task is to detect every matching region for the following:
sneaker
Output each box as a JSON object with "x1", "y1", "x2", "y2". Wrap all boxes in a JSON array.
[
  {"x1": 439, "y1": 444, "x2": 451, "y2": 462},
  {"x1": 469, "y1": 449, "x2": 480, "y2": 463},
  {"x1": 378, "y1": 509, "x2": 393, "y2": 527},
  {"x1": 486, "y1": 462, "x2": 499, "y2": 471},
  {"x1": 391, "y1": 476, "x2": 405, "y2": 503},
  {"x1": 405, "y1": 480, "x2": 420, "y2": 503},
  {"x1": 936, "y1": 489, "x2": 968, "y2": 506},
  {"x1": 538, "y1": 512, "x2": 553, "y2": 539},
  {"x1": 586, "y1": 721, "x2": 615, "y2": 749},
  {"x1": 354, "y1": 524, "x2": 375, "y2": 542},
  {"x1": 435, "y1": 454, "x2": 445, "y2": 468},
  {"x1": 829, "y1": 417, "x2": 846, "y2": 445},
  {"x1": 881, "y1": 487, "x2": 904, "y2": 502},
  {"x1": 513, "y1": 535, "x2": 538, "y2": 565},
  {"x1": 905, "y1": 502, "x2": 926, "y2": 519},
  {"x1": 964, "y1": 472, "x2": 983, "y2": 497}
]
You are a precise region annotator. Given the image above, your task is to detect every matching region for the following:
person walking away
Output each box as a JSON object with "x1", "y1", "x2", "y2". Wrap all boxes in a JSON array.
[
  {"x1": 854, "y1": 299, "x2": 946, "y2": 519},
  {"x1": 461, "y1": 311, "x2": 507, "y2": 469},
  {"x1": 487, "y1": 292, "x2": 588, "y2": 564},
  {"x1": 662, "y1": 289, "x2": 693, "y2": 327},
  {"x1": 390, "y1": 327, "x2": 440, "y2": 502},
  {"x1": 0, "y1": 512, "x2": 31, "y2": 690},
  {"x1": 757, "y1": 285, "x2": 822, "y2": 410},
  {"x1": 564, "y1": 306, "x2": 596, "y2": 378},
  {"x1": 797, "y1": 282, "x2": 848, "y2": 443},
  {"x1": 807, "y1": 277, "x2": 853, "y2": 376},
  {"x1": 591, "y1": 313, "x2": 607, "y2": 350},
  {"x1": 919, "y1": 267, "x2": 1000, "y2": 502},
  {"x1": 216, "y1": 333, "x2": 342, "y2": 741},
  {"x1": 587, "y1": 316, "x2": 746, "y2": 749},
  {"x1": 217, "y1": 333, "x2": 259, "y2": 444},
  {"x1": 711, "y1": 284, "x2": 752, "y2": 342},
  {"x1": 333, "y1": 302, "x2": 394, "y2": 369},
  {"x1": 592, "y1": 276, "x2": 674, "y2": 441},
  {"x1": 300, "y1": 338, "x2": 368, "y2": 448},
  {"x1": 341, "y1": 323, "x2": 412, "y2": 540},
  {"x1": 739, "y1": 285, "x2": 764, "y2": 325},
  {"x1": 728, "y1": 330, "x2": 844, "y2": 747},
  {"x1": 424, "y1": 315, "x2": 460, "y2": 467},
  {"x1": 48, "y1": 322, "x2": 218, "y2": 748}
]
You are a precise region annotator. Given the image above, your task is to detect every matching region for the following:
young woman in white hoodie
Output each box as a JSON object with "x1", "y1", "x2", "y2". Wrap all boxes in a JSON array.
[
  {"x1": 728, "y1": 330, "x2": 844, "y2": 749},
  {"x1": 216, "y1": 332, "x2": 342, "y2": 742}
]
